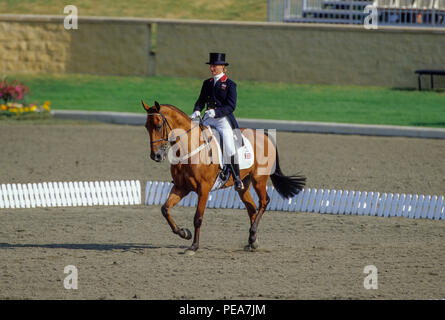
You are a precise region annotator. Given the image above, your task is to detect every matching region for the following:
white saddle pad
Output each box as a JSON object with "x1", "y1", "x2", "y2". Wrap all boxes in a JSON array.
[
  {"x1": 205, "y1": 126, "x2": 254, "y2": 170},
  {"x1": 206, "y1": 127, "x2": 254, "y2": 192}
]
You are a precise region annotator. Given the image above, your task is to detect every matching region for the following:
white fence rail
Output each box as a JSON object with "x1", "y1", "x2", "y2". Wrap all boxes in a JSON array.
[
  {"x1": 145, "y1": 181, "x2": 444, "y2": 220},
  {"x1": 2, "y1": 179, "x2": 443, "y2": 220},
  {"x1": 0, "y1": 180, "x2": 141, "y2": 208},
  {"x1": 268, "y1": 0, "x2": 445, "y2": 27}
]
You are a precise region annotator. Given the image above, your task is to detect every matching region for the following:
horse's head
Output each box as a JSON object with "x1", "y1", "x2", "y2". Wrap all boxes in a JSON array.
[{"x1": 142, "y1": 100, "x2": 171, "y2": 162}]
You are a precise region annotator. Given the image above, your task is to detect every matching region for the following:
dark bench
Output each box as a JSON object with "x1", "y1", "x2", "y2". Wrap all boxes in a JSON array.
[{"x1": 415, "y1": 69, "x2": 445, "y2": 91}]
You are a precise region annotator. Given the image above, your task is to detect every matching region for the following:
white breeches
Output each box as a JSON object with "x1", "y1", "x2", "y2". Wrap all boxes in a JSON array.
[{"x1": 203, "y1": 115, "x2": 236, "y2": 164}]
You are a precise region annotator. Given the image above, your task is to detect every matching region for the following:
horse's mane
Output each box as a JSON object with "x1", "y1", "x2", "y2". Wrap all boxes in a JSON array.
[{"x1": 160, "y1": 104, "x2": 191, "y2": 120}]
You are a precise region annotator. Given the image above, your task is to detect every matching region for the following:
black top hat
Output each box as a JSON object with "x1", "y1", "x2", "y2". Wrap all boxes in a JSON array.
[{"x1": 206, "y1": 53, "x2": 229, "y2": 66}]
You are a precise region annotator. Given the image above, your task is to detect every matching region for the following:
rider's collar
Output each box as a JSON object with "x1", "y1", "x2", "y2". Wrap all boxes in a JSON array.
[{"x1": 213, "y1": 72, "x2": 225, "y2": 84}]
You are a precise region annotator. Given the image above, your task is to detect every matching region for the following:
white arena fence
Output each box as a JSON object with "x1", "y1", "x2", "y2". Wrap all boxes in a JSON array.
[
  {"x1": 1, "y1": 179, "x2": 443, "y2": 220},
  {"x1": 0, "y1": 180, "x2": 141, "y2": 209},
  {"x1": 145, "y1": 181, "x2": 445, "y2": 220}
]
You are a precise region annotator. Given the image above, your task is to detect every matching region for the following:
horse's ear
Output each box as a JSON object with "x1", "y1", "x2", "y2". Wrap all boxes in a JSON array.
[
  {"x1": 141, "y1": 100, "x2": 150, "y2": 113},
  {"x1": 154, "y1": 101, "x2": 161, "y2": 112}
]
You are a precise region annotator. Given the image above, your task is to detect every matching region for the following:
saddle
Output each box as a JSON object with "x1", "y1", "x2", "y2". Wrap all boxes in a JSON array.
[{"x1": 203, "y1": 126, "x2": 254, "y2": 191}]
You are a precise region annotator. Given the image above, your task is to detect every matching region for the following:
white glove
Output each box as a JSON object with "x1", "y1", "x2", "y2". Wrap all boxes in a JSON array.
[
  {"x1": 190, "y1": 110, "x2": 201, "y2": 119},
  {"x1": 205, "y1": 109, "x2": 215, "y2": 118}
]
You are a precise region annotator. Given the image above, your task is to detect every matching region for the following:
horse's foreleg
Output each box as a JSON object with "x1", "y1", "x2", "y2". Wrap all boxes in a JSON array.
[
  {"x1": 161, "y1": 185, "x2": 192, "y2": 240},
  {"x1": 185, "y1": 188, "x2": 210, "y2": 255}
]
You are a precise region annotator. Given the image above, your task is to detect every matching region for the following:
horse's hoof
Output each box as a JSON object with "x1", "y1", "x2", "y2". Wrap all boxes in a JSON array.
[
  {"x1": 250, "y1": 239, "x2": 259, "y2": 250},
  {"x1": 184, "y1": 246, "x2": 197, "y2": 256},
  {"x1": 244, "y1": 240, "x2": 259, "y2": 251},
  {"x1": 184, "y1": 228, "x2": 192, "y2": 240},
  {"x1": 184, "y1": 249, "x2": 196, "y2": 256},
  {"x1": 178, "y1": 228, "x2": 192, "y2": 240}
]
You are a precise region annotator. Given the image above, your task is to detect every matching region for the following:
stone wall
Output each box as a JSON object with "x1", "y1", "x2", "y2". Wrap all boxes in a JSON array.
[
  {"x1": 1, "y1": 14, "x2": 445, "y2": 88},
  {"x1": 0, "y1": 16, "x2": 150, "y2": 76},
  {"x1": 0, "y1": 21, "x2": 71, "y2": 73}
]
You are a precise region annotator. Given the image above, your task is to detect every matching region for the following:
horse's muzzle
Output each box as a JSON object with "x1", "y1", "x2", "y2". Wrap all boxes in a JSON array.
[{"x1": 150, "y1": 151, "x2": 166, "y2": 162}]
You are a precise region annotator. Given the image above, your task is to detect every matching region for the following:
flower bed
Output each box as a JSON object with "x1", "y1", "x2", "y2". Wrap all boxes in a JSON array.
[
  {"x1": 0, "y1": 79, "x2": 51, "y2": 119},
  {"x1": 0, "y1": 101, "x2": 51, "y2": 117}
]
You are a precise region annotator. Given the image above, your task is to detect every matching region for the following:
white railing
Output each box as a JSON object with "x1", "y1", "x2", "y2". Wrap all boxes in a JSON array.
[
  {"x1": 144, "y1": 181, "x2": 445, "y2": 220},
  {"x1": 2, "y1": 179, "x2": 443, "y2": 220},
  {"x1": 372, "y1": 0, "x2": 445, "y2": 26},
  {"x1": 373, "y1": 0, "x2": 445, "y2": 9},
  {"x1": 268, "y1": 0, "x2": 445, "y2": 27},
  {"x1": 0, "y1": 180, "x2": 141, "y2": 208}
]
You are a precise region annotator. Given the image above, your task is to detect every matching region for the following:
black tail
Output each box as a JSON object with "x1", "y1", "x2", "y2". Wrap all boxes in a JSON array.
[{"x1": 270, "y1": 147, "x2": 306, "y2": 199}]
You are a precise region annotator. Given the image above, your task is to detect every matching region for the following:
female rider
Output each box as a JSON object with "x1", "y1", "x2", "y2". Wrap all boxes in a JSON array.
[{"x1": 190, "y1": 52, "x2": 244, "y2": 191}]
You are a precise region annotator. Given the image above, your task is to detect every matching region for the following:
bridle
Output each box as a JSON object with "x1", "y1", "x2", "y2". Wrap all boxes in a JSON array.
[
  {"x1": 147, "y1": 109, "x2": 207, "y2": 146},
  {"x1": 147, "y1": 110, "x2": 174, "y2": 145}
]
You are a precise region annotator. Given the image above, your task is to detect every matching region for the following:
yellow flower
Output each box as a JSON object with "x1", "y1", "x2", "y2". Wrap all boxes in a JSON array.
[
  {"x1": 30, "y1": 105, "x2": 37, "y2": 112},
  {"x1": 0, "y1": 104, "x2": 6, "y2": 111},
  {"x1": 23, "y1": 107, "x2": 29, "y2": 112}
]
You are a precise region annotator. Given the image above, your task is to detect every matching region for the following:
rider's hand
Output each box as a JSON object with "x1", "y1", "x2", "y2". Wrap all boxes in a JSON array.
[
  {"x1": 190, "y1": 110, "x2": 201, "y2": 119},
  {"x1": 205, "y1": 109, "x2": 215, "y2": 118}
]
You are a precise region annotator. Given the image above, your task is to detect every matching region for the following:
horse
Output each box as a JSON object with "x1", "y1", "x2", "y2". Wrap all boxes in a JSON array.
[{"x1": 142, "y1": 101, "x2": 306, "y2": 255}]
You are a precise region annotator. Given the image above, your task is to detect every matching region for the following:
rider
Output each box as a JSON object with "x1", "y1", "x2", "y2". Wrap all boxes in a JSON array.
[{"x1": 190, "y1": 52, "x2": 244, "y2": 191}]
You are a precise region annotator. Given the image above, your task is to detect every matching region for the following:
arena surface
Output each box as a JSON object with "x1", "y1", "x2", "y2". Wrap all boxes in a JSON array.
[{"x1": 0, "y1": 120, "x2": 444, "y2": 299}]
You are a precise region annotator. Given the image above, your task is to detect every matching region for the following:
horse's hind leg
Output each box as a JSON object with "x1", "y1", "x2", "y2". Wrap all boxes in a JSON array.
[
  {"x1": 161, "y1": 185, "x2": 192, "y2": 240},
  {"x1": 249, "y1": 175, "x2": 270, "y2": 249},
  {"x1": 236, "y1": 175, "x2": 258, "y2": 246}
]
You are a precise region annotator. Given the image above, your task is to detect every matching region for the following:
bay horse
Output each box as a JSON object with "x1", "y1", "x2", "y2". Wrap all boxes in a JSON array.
[{"x1": 142, "y1": 101, "x2": 306, "y2": 255}]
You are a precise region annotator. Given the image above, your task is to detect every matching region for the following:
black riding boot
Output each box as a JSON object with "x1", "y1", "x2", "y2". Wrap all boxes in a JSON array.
[
  {"x1": 230, "y1": 155, "x2": 244, "y2": 191},
  {"x1": 219, "y1": 165, "x2": 230, "y2": 182}
]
